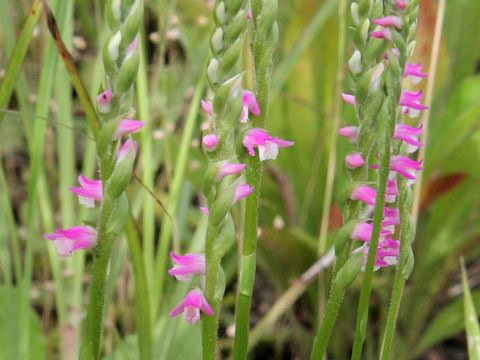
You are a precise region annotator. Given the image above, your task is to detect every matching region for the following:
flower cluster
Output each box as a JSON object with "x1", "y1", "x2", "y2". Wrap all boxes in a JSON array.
[
  {"x1": 339, "y1": 1, "x2": 427, "y2": 270},
  {"x1": 202, "y1": 92, "x2": 293, "y2": 161},
  {"x1": 44, "y1": 94, "x2": 144, "y2": 256},
  {"x1": 200, "y1": 92, "x2": 293, "y2": 212},
  {"x1": 168, "y1": 90, "x2": 293, "y2": 325}
]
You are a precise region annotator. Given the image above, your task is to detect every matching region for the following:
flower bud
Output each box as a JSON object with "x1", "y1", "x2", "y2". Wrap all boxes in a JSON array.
[
  {"x1": 217, "y1": 163, "x2": 246, "y2": 180},
  {"x1": 108, "y1": 31, "x2": 122, "y2": 62},
  {"x1": 360, "y1": 19, "x2": 370, "y2": 42},
  {"x1": 345, "y1": 152, "x2": 365, "y2": 169},
  {"x1": 211, "y1": 27, "x2": 224, "y2": 53},
  {"x1": 234, "y1": 184, "x2": 254, "y2": 204},
  {"x1": 348, "y1": 50, "x2": 362, "y2": 75},
  {"x1": 338, "y1": 126, "x2": 359, "y2": 143},
  {"x1": 201, "y1": 100, "x2": 214, "y2": 116},
  {"x1": 215, "y1": 2, "x2": 226, "y2": 24},
  {"x1": 97, "y1": 90, "x2": 113, "y2": 113},
  {"x1": 351, "y1": 2, "x2": 360, "y2": 25},
  {"x1": 202, "y1": 134, "x2": 219, "y2": 151},
  {"x1": 107, "y1": 140, "x2": 137, "y2": 199},
  {"x1": 207, "y1": 58, "x2": 220, "y2": 84},
  {"x1": 369, "y1": 63, "x2": 384, "y2": 93},
  {"x1": 335, "y1": 250, "x2": 363, "y2": 290}
]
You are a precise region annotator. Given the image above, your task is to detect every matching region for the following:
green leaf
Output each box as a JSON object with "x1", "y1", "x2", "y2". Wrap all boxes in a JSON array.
[
  {"x1": 415, "y1": 290, "x2": 480, "y2": 357},
  {"x1": 461, "y1": 258, "x2": 480, "y2": 360},
  {"x1": 0, "y1": 286, "x2": 46, "y2": 360}
]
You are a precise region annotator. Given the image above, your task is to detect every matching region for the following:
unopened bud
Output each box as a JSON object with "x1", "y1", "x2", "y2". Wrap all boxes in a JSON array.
[
  {"x1": 211, "y1": 28, "x2": 223, "y2": 53},
  {"x1": 369, "y1": 63, "x2": 384, "y2": 93},
  {"x1": 360, "y1": 19, "x2": 370, "y2": 42},
  {"x1": 108, "y1": 31, "x2": 122, "y2": 62},
  {"x1": 202, "y1": 134, "x2": 219, "y2": 151},
  {"x1": 348, "y1": 50, "x2": 362, "y2": 75},
  {"x1": 215, "y1": 2, "x2": 226, "y2": 24},
  {"x1": 207, "y1": 58, "x2": 220, "y2": 83},
  {"x1": 97, "y1": 90, "x2": 113, "y2": 113},
  {"x1": 335, "y1": 250, "x2": 363, "y2": 290},
  {"x1": 351, "y1": 3, "x2": 360, "y2": 25}
]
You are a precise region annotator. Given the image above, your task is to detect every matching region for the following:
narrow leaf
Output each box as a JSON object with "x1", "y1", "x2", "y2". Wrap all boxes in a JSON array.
[{"x1": 461, "y1": 257, "x2": 480, "y2": 360}]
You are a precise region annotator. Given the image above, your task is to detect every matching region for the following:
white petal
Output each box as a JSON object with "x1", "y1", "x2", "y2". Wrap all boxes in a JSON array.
[
  {"x1": 408, "y1": 108, "x2": 420, "y2": 118},
  {"x1": 410, "y1": 76, "x2": 422, "y2": 85},
  {"x1": 53, "y1": 239, "x2": 73, "y2": 257},
  {"x1": 239, "y1": 106, "x2": 249, "y2": 123},
  {"x1": 79, "y1": 196, "x2": 95, "y2": 208},
  {"x1": 108, "y1": 31, "x2": 122, "y2": 61},
  {"x1": 258, "y1": 142, "x2": 278, "y2": 161},
  {"x1": 406, "y1": 143, "x2": 418, "y2": 153}
]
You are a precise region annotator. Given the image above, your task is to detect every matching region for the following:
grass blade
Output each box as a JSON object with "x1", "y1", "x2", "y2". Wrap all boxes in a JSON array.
[{"x1": 461, "y1": 257, "x2": 480, "y2": 360}]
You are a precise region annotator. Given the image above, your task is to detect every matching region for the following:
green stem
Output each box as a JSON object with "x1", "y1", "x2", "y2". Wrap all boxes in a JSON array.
[
  {"x1": 79, "y1": 197, "x2": 116, "y2": 360},
  {"x1": 232, "y1": 0, "x2": 273, "y2": 354},
  {"x1": 152, "y1": 75, "x2": 205, "y2": 318},
  {"x1": 310, "y1": 283, "x2": 344, "y2": 360},
  {"x1": 308, "y1": 116, "x2": 377, "y2": 360},
  {"x1": 126, "y1": 217, "x2": 153, "y2": 360},
  {"x1": 317, "y1": 0, "x2": 347, "y2": 326},
  {"x1": 201, "y1": 223, "x2": 222, "y2": 360},
  {"x1": 379, "y1": 180, "x2": 410, "y2": 360},
  {"x1": 232, "y1": 156, "x2": 262, "y2": 360},
  {"x1": 350, "y1": 100, "x2": 393, "y2": 360},
  {"x1": 0, "y1": 0, "x2": 42, "y2": 126}
]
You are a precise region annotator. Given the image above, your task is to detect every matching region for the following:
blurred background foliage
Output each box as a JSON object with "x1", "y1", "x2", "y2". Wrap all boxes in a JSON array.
[{"x1": 1, "y1": 0, "x2": 480, "y2": 359}]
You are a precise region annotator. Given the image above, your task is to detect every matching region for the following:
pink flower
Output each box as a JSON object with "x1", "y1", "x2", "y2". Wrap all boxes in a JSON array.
[
  {"x1": 355, "y1": 241, "x2": 399, "y2": 271},
  {"x1": 201, "y1": 99, "x2": 213, "y2": 116},
  {"x1": 170, "y1": 289, "x2": 214, "y2": 324},
  {"x1": 384, "y1": 48, "x2": 401, "y2": 61},
  {"x1": 383, "y1": 237, "x2": 400, "y2": 249},
  {"x1": 126, "y1": 37, "x2": 139, "y2": 57},
  {"x1": 373, "y1": 16, "x2": 403, "y2": 29},
  {"x1": 202, "y1": 134, "x2": 219, "y2": 152},
  {"x1": 97, "y1": 90, "x2": 113, "y2": 113},
  {"x1": 200, "y1": 206, "x2": 209, "y2": 215},
  {"x1": 386, "y1": 179, "x2": 399, "y2": 203},
  {"x1": 246, "y1": 9, "x2": 253, "y2": 20},
  {"x1": 345, "y1": 152, "x2": 365, "y2": 169},
  {"x1": 69, "y1": 175, "x2": 103, "y2": 208},
  {"x1": 243, "y1": 128, "x2": 294, "y2": 161},
  {"x1": 218, "y1": 163, "x2": 246, "y2": 179},
  {"x1": 341, "y1": 93, "x2": 356, "y2": 106},
  {"x1": 117, "y1": 139, "x2": 138, "y2": 165},
  {"x1": 390, "y1": 155, "x2": 423, "y2": 180},
  {"x1": 243, "y1": 91, "x2": 261, "y2": 115},
  {"x1": 114, "y1": 119, "x2": 145, "y2": 139},
  {"x1": 404, "y1": 63, "x2": 427, "y2": 85},
  {"x1": 371, "y1": 28, "x2": 393, "y2": 41},
  {"x1": 400, "y1": 90, "x2": 429, "y2": 118},
  {"x1": 378, "y1": 237, "x2": 401, "y2": 263},
  {"x1": 168, "y1": 252, "x2": 206, "y2": 282},
  {"x1": 240, "y1": 91, "x2": 261, "y2": 123},
  {"x1": 338, "y1": 126, "x2": 359, "y2": 143},
  {"x1": 234, "y1": 184, "x2": 254, "y2": 203},
  {"x1": 351, "y1": 185, "x2": 376, "y2": 206},
  {"x1": 396, "y1": 0, "x2": 408, "y2": 10},
  {"x1": 351, "y1": 222, "x2": 391, "y2": 242},
  {"x1": 394, "y1": 124, "x2": 424, "y2": 153},
  {"x1": 44, "y1": 225, "x2": 97, "y2": 257},
  {"x1": 383, "y1": 207, "x2": 400, "y2": 229}
]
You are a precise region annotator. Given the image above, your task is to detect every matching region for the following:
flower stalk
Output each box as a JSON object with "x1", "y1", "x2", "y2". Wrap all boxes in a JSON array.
[
  {"x1": 77, "y1": 1, "x2": 144, "y2": 358},
  {"x1": 311, "y1": 0, "x2": 424, "y2": 358},
  {"x1": 199, "y1": 0, "x2": 250, "y2": 358},
  {"x1": 232, "y1": 0, "x2": 280, "y2": 358}
]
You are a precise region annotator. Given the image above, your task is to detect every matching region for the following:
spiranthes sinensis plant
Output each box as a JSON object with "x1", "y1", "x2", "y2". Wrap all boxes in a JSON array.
[{"x1": 310, "y1": 1, "x2": 428, "y2": 359}]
